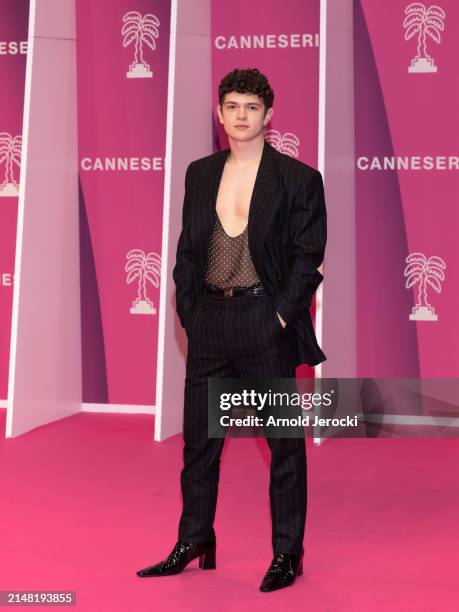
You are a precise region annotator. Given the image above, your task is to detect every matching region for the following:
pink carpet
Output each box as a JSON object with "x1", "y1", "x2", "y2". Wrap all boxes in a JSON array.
[{"x1": 1, "y1": 409, "x2": 458, "y2": 611}]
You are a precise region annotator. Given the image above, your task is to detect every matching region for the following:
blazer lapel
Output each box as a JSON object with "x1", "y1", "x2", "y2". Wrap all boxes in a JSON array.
[
  {"x1": 197, "y1": 140, "x2": 284, "y2": 284},
  {"x1": 247, "y1": 141, "x2": 284, "y2": 283}
]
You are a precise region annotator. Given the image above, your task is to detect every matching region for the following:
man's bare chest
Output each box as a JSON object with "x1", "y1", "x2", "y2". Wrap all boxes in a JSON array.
[{"x1": 215, "y1": 163, "x2": 258, "y2": 238}]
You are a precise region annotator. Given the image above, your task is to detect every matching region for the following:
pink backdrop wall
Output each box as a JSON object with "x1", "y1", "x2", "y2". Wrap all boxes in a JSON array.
[
  {"x1": 2, "y1": 0, "x2": 456, "y2": 419},
  {"x1": 211, "y1": 0, "x2": 321, "y2": 378},
  {"x1": 0, "y1": 1, "x2": 29, "y2": 400},
  {"x1": 76, "y1": 0, "x2": 171, "y2": 405},
  {"x1": 355, "y1": 0, "x2": 458, "y2": 382}
]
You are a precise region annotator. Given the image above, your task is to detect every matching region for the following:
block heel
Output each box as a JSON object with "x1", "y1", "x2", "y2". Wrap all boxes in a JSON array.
[
  {"x1": 297, "y1": 560, "x2": 303, "y2": 576},
  {"x1": 199, "y1": 544, "x2": 216, "y2": 570}
]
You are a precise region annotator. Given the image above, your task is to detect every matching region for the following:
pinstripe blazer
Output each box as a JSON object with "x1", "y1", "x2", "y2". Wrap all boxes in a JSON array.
[{"x1": 173, "y1": 139, "x2": 327, "y2": 367}]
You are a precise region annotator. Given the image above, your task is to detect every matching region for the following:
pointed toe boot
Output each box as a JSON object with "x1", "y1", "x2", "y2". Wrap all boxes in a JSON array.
[
  {"x1": 259, "y1": 548, "x2": 304, "y2": 592},
  {"x1": 136, "y1": 540, "x2": 216, "y2": 577}
]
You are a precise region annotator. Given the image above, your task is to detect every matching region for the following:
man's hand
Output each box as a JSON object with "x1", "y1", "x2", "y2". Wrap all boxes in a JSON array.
[{"x1": 276, "y1": 311, "x2": 287, "y2": 329}]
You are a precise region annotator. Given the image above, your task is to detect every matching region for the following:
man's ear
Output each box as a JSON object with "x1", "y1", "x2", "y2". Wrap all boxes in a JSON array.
[
  {"x1": 264, "y1": 107, "x2": 274, "y2": 125},
  {"x1": 216, "y1": 104, "x2": 224, "y2": 124}
]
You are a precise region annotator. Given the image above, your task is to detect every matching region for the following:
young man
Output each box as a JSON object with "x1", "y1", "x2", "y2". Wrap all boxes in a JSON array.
[{"x1": 137, "y1": 68, "x2": 327, "y2": 592}]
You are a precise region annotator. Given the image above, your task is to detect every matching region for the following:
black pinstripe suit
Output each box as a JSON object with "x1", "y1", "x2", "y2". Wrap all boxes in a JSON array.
[{"x1": 173, "y1": 140, "x2": 327, "y2": 554}]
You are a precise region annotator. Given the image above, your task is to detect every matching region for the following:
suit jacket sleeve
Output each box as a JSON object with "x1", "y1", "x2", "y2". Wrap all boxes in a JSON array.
[
  {"x1": 172, "y1": 161, "x2": 198, "y2": 329},
  {"x1": 273, "y1": 169, "x2": 327, "y2": 326}
]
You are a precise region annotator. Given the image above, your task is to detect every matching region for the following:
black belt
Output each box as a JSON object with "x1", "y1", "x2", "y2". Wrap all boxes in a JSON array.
[{"x1": 205, "y1": 283, "x2": 266, "y2": 297}]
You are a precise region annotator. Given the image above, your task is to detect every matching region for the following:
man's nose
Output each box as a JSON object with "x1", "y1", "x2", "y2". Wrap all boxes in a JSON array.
[{"x1": 237, "y1": 107, "x2": 247, "y2": 119}]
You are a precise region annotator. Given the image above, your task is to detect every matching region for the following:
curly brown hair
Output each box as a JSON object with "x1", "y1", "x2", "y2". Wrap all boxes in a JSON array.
[{"x1": 218, "y1": 68, "x2": 274, "y2": 114}]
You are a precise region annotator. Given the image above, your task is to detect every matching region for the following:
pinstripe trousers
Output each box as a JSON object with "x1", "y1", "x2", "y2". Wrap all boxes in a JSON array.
[{"x1": 178, "y1": 288, "x2": 307, "y2": 554}]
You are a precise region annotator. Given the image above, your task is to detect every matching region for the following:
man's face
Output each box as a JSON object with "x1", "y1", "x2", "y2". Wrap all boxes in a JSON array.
[{"x1": 217, "y1": 91, "x2": 273, "y2": 140}]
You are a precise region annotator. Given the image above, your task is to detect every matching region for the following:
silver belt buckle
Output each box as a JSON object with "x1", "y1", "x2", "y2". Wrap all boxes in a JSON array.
[{"x1": 223, "y1": 288, "x2": 234, "y2": 297}]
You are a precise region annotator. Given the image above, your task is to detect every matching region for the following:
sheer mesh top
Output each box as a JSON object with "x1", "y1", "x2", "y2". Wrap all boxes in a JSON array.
[{"x1": 204, "y1": 210, "x2": 261, "y2": 288}]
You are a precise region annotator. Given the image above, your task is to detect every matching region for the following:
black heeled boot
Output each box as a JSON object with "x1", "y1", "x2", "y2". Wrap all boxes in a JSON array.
[
  {"x1": 259, "y1": 547, "x2": 304, "y2": 592},
  {"x1": 136, "y1": 540, "x2": 216, "y2": 577}
]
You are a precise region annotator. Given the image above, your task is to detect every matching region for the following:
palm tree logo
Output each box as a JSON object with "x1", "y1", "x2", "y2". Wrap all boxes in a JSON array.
[
  {"x1": 125, "y1": 249, "x2": 162, "y2": 315},
  {"x1": 0, "y1": 132, "x2": 22, "y2": 197},
  {"x1": 403, "y1": 3, "x2": 446, "y2": 73},
  {"x1": 404, "y1": 252, "x2": 446, "y2": 320},
  {"x1": 122, "y1": 11, "x2": 160, "y2": 79},
  {"x1": 264, "y1": 130, "x2": 300, "y2": 158}
]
